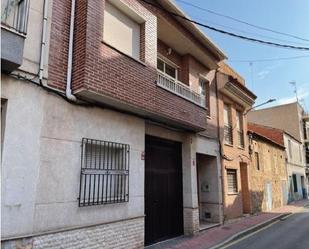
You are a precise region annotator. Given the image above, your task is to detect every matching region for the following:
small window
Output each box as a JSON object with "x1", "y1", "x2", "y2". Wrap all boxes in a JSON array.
[
  {"x1": 227, "y1": 169, "x2": 238, "y2": 193},
  {"x1": 103, "y1": 1, "x2": 141, "y2": 59},
  {"x1": 157, "y1": 58, "x2": 177, "y2": 79},
  {"x1": 292, "y1": 174, "x2": 298, "y2": 192},
  {"x1": 79, "y1": 138, "x2": 130, "y2": 206},
  {"x1": 288, "y1": 140, "x2": 292, "y2": 159},
  {"x1": 254, "y1": 152, "x2": 260, "y2": 170},
  {"x1": 224, "y1": 104, "x2": 233, "y2": 145}
]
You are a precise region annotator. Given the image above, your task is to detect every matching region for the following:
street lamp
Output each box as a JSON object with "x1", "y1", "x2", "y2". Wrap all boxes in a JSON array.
[{"x1": 244, "y1": 98, "x2": 276, "y2": 115}]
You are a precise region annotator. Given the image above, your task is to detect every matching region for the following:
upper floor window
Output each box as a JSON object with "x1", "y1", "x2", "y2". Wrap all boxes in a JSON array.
[
  {"x1": 224, "y1": 104, "x2": 233, "y2": 145},
  {"x1": 157, "y1": 58, "x2": 177, "y2": 79},
  {"x1": 288, "y1": 139, "x2": 292, "y2": 160},
  {"x1": 236, "y1": 110, "x2": 244, "y2": 148},
  {"x1": 1, "y1": 0, "x2": 29, "y2": 34},
  {"x1": 199, "y1": 78, "x2": 210, "y2": 111},
  {"x1": 103, "y1": 1, "x2": 142, "y2": 60}
]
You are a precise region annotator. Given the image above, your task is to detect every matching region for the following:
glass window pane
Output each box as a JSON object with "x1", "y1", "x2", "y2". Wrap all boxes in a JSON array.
[
  {"x1": 165, "y1": 63, "x2": 176, "y2": 79},
  {"x1": 157, "y1": 58, "x2": 164, "y2": 71}
]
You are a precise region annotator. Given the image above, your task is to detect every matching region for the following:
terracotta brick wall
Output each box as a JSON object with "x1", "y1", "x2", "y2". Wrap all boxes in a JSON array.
[{"x1": 48, "y1": 0, "x2": 211, "y2": 130}]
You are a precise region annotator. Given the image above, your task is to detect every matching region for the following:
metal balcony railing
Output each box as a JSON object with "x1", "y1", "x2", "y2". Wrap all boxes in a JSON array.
[
  {"x1": 1, "y1": 0, "x2": 30, "y2": 34},
  {"x1": 157, "y1": 71, "x2": 206, "y2": 108},
  {"x1": 224, "y1": 124, "x2": 233, "y2": 145}
]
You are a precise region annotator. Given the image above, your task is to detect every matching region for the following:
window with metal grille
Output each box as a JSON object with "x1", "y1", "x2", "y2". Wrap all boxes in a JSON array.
[
  {"x1": 227, "y1": 169, "x2": 238, "y2": 193},
  {"x1": 79, "y1": 138, "x2": 129, "y2": 206}
]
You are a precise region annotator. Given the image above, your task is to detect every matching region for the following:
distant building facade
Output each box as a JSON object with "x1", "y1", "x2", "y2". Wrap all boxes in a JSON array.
[
  {"x1": 248, "y1": 102, "x2": 308, "y2": 201},
  {"x1": 248, "y1": 123, "x2": 288, "y2": 212}
]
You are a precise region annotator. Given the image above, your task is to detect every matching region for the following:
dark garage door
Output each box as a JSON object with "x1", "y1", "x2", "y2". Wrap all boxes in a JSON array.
[{"x1": 145, "y1": 135, "x2": 183, "y2": 246}]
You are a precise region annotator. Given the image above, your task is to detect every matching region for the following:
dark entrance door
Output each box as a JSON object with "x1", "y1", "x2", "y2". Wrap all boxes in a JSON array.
[{"x1": 145, "y1": 135, "x2": 183, "y2": 246}]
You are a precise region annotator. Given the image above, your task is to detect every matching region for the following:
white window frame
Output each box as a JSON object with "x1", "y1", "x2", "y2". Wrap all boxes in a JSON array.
[{"x1": 157, "y1": 56, "x2": 178, "y2": 80}]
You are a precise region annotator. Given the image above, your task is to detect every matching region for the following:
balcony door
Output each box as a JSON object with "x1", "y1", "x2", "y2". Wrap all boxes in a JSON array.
[{"x1": 157, "y1": 57, "x2": 177, "y2": 80}]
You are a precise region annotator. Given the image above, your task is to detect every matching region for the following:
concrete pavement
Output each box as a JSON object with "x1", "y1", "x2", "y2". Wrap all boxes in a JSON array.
[{"x1": 224, "y1": 205, "x2": 309, "y2": 249}]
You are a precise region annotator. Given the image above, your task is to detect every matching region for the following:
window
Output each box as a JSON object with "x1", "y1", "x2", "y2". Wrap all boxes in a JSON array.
[
  {"x1": 79, "y1": 138, "x2": 130, "y2": 206},
  {"x1": 199, "y1": 78, "x2": 210, "y2": 112},
  {"x1": 227, "y1": 169, "x2": 238, "y2": 193},
  {"x1": 292, "y1": 174, "x2": 298, "y2": 192},
  {"x1": 224, "y1": 104, "x2": 233, "y2": 145},
  {"x1": 1, "y1": 0, "x2": 29, "y2": 34},
  {"x1": 288, "y1": 140, "x2": 292, "y2": 159},
  {"x1": 103, "y1": 1, "x2": 141, "y2": 60},
  {"x1": 254, "y1": 152, "x2": 260, "y2": 170},
  {"x1": 236, "y1": 111, "x2": 244, "y2": 148},
  {"x1": 157, "y1": 58, "x2": 177, "y2": 79},
  {"x1": 299, "y1": 145, "x2": 302, "y2": 163}
]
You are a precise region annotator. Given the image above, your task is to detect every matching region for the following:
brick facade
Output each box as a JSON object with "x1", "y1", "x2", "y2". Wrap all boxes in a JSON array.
[{"x1": 47, "y1": 0, "x2": 222, "y2": 131}]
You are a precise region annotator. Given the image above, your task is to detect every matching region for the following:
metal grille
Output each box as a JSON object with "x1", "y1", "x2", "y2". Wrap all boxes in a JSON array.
[
  {"x1": 238, "y1": 130, "x2": 244, "y2": 148},
  {"x1": 1, "y1": 0, "x2": 30, "y2": 34},
  {"x1": 79, "y1": 138, "x2": 130, "y2": 207},
  {"x1": 227, "y1": 169, "x2": 237, "y2": 193},
  {"x1": 224, "y1": 125, "x2": 233, "y2": 145}
]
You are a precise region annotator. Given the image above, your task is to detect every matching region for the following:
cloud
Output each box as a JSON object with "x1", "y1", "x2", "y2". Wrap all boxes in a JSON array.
[
  {"x1": 256, "y1": 62, "x2": 282, "y2": 80},
  {"x1": 257, "y1": 70, "x2": 269, "y2": 79}
]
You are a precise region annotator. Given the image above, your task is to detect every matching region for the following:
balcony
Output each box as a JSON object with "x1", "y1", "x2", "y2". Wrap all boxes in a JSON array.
[
  {"x1": 1, "y1": 0, "x2": 29, "y2": 72},
  {"x1": 157, "y1": 71, "x2": 206, "y2": 108}
]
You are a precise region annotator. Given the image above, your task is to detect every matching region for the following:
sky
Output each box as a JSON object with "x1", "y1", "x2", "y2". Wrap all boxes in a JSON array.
[{"x1": 175, "y1": 0, "x2": 309, "y2": 111}]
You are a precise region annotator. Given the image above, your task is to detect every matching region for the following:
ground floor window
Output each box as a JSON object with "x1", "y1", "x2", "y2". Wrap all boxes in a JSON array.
[
  {"x1": 79, "y1": 138, "x2": 130, "y2": 206},
  {"x1": 227, "y1": 169, "x2": 238, "y2": 194}
]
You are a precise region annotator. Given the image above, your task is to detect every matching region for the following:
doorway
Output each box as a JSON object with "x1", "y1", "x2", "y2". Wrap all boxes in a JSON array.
[{"x1": 145, "y1": 135, "x2": 183, "y2": 246}]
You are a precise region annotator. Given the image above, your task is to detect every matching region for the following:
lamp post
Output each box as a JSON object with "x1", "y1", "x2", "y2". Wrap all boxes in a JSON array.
[{"x1": 244, "y1": 98, "x2": 276, "y2": 115}]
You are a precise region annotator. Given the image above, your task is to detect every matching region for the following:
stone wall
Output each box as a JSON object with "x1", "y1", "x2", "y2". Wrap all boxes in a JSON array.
[{"x1": 2, "y1": 217, "x2": 144, "y2": 249}]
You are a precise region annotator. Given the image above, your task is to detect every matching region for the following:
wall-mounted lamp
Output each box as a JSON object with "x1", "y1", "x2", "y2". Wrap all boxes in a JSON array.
[{"x1": 244, "y1": 98, "x2": 276, "y2": 115}]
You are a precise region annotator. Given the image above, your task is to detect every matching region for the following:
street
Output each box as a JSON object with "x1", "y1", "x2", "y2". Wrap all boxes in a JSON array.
[{"x1": 224, "y1": 206, "x2": 309, "y2": 249}]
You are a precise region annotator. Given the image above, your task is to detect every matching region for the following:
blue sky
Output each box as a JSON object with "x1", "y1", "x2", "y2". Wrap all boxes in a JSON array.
[{"x1": 175, "y1": 0, "x2": 309, "y2": 111}]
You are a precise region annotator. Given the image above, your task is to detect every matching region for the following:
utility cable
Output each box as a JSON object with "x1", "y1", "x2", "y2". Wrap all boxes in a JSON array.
[
  {"x1": 140, "y1": 0, "x2": 309, "y2": 51},
  {"x1": 175, "y1": 0, "x2": 309, "y2": 43}
]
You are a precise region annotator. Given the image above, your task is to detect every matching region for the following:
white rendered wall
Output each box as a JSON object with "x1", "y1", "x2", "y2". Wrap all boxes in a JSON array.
[{"x1": 1, "y1": 77, "x2": 145, "y2": 239}]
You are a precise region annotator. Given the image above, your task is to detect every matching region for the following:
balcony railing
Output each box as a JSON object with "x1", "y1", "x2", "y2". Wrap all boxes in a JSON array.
[
  {"x1": 157, "y1": 71, "x2": 206, "y2": 108},
  {"x1": 224, "y1": 124, "x2": 233, "y2": 145},
  {"x1": 1, "y1": 0, "x2": 29, "y2": 34}
]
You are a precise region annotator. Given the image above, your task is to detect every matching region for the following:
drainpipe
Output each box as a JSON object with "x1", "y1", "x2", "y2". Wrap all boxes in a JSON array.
[
  {"x1": 65, "y1": 0, "x2": 77, "y2": 101},
  {"x1": 215, "y1": 69, "x2": 226, "y2": 223},
  {"x1": 39, "y1": 0, "x2": 76, "y2": 101},
  {"x1": 39, "y1": 0, "x2": 48, "y2": 81}
]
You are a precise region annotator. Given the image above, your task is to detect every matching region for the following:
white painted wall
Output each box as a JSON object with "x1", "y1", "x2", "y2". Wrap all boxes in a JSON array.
[{"x1": 1, "y1": 77, "x2": 145, "y2": 239}]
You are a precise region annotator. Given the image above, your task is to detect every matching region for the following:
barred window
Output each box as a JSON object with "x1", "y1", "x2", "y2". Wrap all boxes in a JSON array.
[
  {"x1": 79, "y1": 138, "x2": 129, "y2": 206},
  {"x1": 227, "y1": 169, "x2": 238, "y2": 194}
]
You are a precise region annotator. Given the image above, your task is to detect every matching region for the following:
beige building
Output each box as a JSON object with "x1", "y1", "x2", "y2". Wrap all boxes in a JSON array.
[
  {"x1": 248, "y1": 102, "x2": 308, "y2": 201},
  {"x1": 248, "y1": 123, "x2": 288, "y2": 212}
]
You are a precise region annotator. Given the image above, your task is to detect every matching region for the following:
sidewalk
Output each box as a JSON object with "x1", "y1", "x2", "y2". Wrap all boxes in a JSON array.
[{"x1": 147, "y1": 199, "x2": 309, "y2": 249}]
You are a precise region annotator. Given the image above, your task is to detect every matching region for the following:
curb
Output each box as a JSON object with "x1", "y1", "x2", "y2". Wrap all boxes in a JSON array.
[{"x1": 208, "y1": 212, "x2": 292, "y2": 249}]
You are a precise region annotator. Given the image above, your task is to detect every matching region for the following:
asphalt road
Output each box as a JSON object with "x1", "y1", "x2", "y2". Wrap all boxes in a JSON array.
[{"x1": 224, "y1": 206, "x2": 309, "y2": 249}]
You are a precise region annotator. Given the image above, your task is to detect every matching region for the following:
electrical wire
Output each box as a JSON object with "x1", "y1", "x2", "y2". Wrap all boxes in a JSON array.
[
  {"x1": 230, "y1": 55, "x2": 309, "y2": 63},
  {"x1": 140, "y1": 0, "x2": 309, "y2": 50},
  {"x1": 192, "y1": 16, "x2": 309, "y2": 47},
  {"x1": 175, "y1": 0, "x2": 309, "y2": 43}
]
